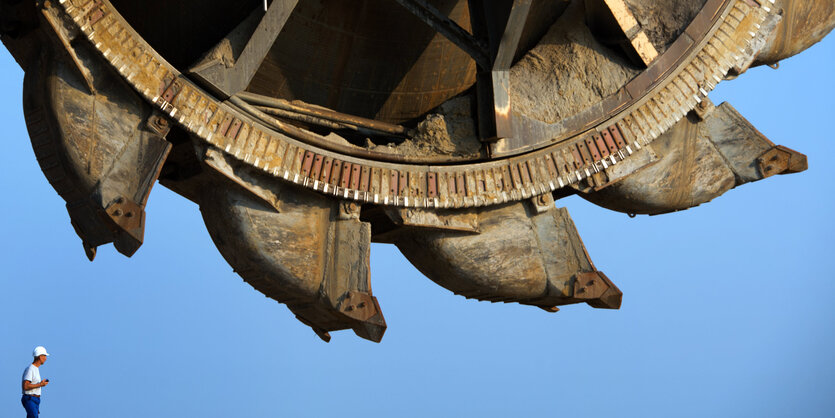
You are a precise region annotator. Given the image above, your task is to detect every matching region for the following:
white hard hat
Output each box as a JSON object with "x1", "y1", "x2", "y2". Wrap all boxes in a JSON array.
[{"x1": 32, "y1": 346, "x2": 49, "y2": 357}]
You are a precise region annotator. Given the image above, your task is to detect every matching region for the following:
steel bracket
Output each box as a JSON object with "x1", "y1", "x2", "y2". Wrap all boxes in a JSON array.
[
  {"x1": 338, "y1": 201, "x2": 361, "y2": 220},
  {"x1": 757, "y1": 145, "x2": 808, "y2": 178},
  {"x1": 572, "y1": 271, "x2": 622, "y2": 309},
  {"x1": 529, "y1": 192, "x2": 555, "y2": 214},
  {"x1": 146, "y1": 113, "x2": 171, "y2": 137},
  {"x1": 337, "y1": 291, "x2": 378, "y2": 322},
  {"x1": 691, "y1": 97, "x2": 716, "y2": 121}
]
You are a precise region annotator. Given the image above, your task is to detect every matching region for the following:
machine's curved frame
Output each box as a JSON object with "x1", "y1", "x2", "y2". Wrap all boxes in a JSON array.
[{"x1": 56, "y1": 0, "x2": 772, "y2": 209}]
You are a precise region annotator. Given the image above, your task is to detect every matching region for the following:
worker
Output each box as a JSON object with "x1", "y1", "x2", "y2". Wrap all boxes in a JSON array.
[{"x1": 21, "y1": 346, "x2": 49, "y2": 418}]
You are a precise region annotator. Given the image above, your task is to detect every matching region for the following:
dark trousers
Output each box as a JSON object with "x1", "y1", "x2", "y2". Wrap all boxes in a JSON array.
[{"x1": 21, "y1": 394, "x2": 40, "y2": 418}]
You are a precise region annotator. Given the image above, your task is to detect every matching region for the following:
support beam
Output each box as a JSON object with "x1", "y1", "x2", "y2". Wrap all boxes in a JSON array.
[
  {"x1": 585, "y1": 0, "x2": 658, "y2": 67},
  {"x1": 393, "y1": 0, "x2": 532, "y2": 142},
  {"x1": 492, "y1": 0, "x2": 531, "y2": 70},
  {"x1": 189, "y1": 0, "x2": 299, "y2": 98},
  {"x1": 392, "y1": 0, "x2": 490, "y2": 69},
  {"x1": 469, "y1": 0, "x2": 531, "y2": 142}
]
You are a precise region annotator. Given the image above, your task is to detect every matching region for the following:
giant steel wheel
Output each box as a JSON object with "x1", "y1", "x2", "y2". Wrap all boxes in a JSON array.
[{"x1": 1, "y1": 0, "x2": 832, "y2": 341}]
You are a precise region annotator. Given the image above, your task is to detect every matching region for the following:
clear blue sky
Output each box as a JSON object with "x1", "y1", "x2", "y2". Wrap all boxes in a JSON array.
[{"x1": 1, "y1": 32, "x2": 833, "y2": 418}]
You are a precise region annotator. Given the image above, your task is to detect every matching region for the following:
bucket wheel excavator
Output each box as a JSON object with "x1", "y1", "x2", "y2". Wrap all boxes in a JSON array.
[{"x1": 1, "y1": 0, "x2": 832, "y2": 342}]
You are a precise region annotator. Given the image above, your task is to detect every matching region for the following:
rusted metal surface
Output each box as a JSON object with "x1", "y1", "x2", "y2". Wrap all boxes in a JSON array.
[
  {"x1": 490, "y1": 0, "x2": 735, "y2": 157},
  {"x1": 395, "y1": 201, "x2": 620, "y2": 310},
  {"x1": 576, "y1": 272, "x2": 622, "y2": 309},
  {"x1": 382, "y1": 207, "x2": 480, "y2": 232},
  {"x1": 0, "y1": 0, "x2": 829, "y2": 341},
  {"x1": 754, "y1": 0, "x2": 835, "y2": 67},
  {"x1": 200, "y1": 176, "x2": 386, "y2": 342},
  {"x1": 580, "y1": 102, "x2": 808, "y2": 215},
  {"x1": 757, "y1": 145, "x2": 808, "y2": 178},
  {"x1": 18, "y1": 8, "x2": 172, "y2": 258},
  {"x1": 33, "y1": 0, "x2": 775, "y2": 211}
]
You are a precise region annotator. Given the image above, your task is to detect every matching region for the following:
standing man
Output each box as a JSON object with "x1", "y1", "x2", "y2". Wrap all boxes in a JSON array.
[{"x1": 21, "y1": 346, "x2": 49, "y2": 418}]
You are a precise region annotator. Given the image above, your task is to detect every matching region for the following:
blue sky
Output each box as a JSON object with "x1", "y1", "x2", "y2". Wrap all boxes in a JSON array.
[{"x1": 1, "y1": 32, "x2": 833, "y2": 418}]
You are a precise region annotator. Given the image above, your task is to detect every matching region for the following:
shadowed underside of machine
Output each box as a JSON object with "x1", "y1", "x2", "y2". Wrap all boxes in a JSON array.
[{"x1": 1, "y1": 0, "x2": 832, "y2": 342}]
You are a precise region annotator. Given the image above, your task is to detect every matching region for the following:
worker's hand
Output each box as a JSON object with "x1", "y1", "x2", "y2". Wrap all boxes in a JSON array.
[{"x1": 40, "y1": 380, "x2": 49, "y2": 388}]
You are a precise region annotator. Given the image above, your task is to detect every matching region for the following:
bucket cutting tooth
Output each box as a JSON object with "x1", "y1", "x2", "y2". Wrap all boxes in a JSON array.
[{"x1": 198, "y1": 164, "x2": 386, "y2": 342}]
